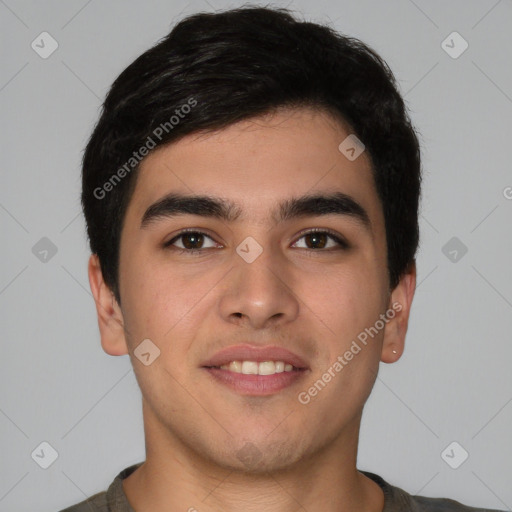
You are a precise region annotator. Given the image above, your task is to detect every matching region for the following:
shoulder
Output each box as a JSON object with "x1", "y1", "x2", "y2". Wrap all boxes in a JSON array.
[
  {"x1": 361, "y1": 471, "x2": 506, "y2": 512},
  {"x1": 412, "y1": 495, "x2": 506, "y2": 512},
  {"x1": 57, "y1": 462, "x2": 141, "y2": 512},
  {"x1": 57, "y1": 490, "x2": 109, "y2": 512}
]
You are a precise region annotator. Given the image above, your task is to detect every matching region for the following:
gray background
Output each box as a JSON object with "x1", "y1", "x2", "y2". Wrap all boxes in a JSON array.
[{"x1": 1, "y1": 0, "x2": 511, "y2": 510}]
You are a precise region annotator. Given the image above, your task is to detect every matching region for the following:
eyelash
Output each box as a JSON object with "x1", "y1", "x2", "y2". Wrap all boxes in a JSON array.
[{"x1": 163, "y1": 228, "x2": 349, "y2": 254}]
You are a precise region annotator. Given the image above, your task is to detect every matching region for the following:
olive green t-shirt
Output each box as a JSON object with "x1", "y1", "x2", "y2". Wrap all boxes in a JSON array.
[{"x1": 59, "y1": 463, "x2": 506, "y2": 512}]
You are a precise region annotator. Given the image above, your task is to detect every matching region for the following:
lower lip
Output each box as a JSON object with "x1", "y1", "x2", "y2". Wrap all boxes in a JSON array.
[{"x1": 203, "y1": 367, "x2": 308, "y2": 395}]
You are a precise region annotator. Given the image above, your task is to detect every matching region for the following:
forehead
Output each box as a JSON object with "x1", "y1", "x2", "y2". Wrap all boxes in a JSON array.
[{"x1": 125, "y1": 107, "x2": 382, "y2": 229}]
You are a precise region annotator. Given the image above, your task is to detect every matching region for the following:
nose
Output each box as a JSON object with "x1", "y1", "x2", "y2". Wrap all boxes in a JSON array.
[{"x1": 217, "y1": 242, "x2": 300, "y2": 330}]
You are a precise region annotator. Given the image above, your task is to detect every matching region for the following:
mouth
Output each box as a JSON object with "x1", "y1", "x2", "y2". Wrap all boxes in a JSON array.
[
  {"x1": 201, "y1": 345, "x2": 309, "y2": 396},
  {"x1": 205, "y1": 360, "x2": 302, "y2": 374}
]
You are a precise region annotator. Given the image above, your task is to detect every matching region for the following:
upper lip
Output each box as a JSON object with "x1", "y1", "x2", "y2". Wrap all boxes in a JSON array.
[{"x1": 201, "y1": 344, "x2": 309, "y2": 369}]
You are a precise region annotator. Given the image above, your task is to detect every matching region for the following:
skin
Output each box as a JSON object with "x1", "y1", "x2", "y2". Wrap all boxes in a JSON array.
[{"x1": 88, "y1": 107, "x2": 416, "y2": 512}]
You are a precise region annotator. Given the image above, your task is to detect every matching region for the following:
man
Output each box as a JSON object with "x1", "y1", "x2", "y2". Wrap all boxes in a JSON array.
[{"x1": 61, "y1": 6, "x2": 505, "y2": 512}]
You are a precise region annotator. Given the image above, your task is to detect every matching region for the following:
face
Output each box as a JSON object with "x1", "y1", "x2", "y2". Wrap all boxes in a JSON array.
[{"x1": 90, "y1": 107, "x2": 415, "y2": 473}]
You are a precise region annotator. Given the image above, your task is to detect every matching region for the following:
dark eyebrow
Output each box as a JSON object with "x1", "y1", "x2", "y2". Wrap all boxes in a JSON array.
[
  {"x1": 141, "y1": 193, "x2": 243, "y2": 227},
  {"x1": 276, "y1": 192, "x2": 371, "y2": 231},
  {"x1": 140, "y1": 192, "x2": 372, "y2": 233}
]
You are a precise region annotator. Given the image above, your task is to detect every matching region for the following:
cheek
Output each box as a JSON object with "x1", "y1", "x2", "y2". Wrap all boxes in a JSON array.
[
  {"x1": 118, "y1": 253, "x2": 175, "y2": 344},
  {"x1": 296, "y1": 262, "x2": 385, "y2": 338},
  {"x1": 121, "y1": 254, "x2": 223, "y2": 350}
]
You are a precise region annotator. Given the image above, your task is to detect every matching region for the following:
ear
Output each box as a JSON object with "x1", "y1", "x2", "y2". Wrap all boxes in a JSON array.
[
  {"x1": 380, "y1": 261, "x2": 416, "y2": 364},
  {"x1": 88, "y1": 254, "x2": 129, "y2": 356}
]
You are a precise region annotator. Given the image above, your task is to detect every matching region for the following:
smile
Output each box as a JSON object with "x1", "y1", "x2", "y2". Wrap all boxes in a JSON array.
[{"x1": 212, "y1": 360, "x2": 298, "y2": 375}]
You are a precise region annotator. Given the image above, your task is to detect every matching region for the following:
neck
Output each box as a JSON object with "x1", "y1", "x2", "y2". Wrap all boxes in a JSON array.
[{"x1": 122, "y1": 402, "x2": 384, "y2": 512}]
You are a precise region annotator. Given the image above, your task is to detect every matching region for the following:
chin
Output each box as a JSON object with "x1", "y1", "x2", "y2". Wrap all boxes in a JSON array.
[{"x1": 211, "y1": 437, "x2": 309, "y2": 475}]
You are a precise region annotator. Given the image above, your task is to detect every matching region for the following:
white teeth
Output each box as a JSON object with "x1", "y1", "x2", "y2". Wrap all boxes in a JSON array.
[
  {"x1": 258, "y1": 361, "x2": 276, "y2": 375},
  {"x1": 228, "y1": 361, "x2": 242, "y2": 372},
  {"x1": 217, "y1": 360, "x2": 296, "y2": 375},
  {"x1": 241, "y1": 361, "x2": 259, "y2": 375},
  {"x1": 274, "y1": 361, "x2": 285, "y2": 373}
]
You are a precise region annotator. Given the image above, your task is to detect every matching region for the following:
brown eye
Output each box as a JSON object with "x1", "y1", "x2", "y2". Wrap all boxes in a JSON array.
[
  {"x1": 303, "y1": 232, "x2": 328, "y2": 249},
  {"x1": 180, "y1": 232, "x2": 205, "y2": 249},
  {"x1": 292, "y1": 230, "x2": 348, "y2": 250},
  {"x1": 164, "y1": 231, "x2": 219, "y2": 251}
]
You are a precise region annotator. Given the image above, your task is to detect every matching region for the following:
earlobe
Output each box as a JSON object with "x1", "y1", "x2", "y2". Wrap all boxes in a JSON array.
[
  {"x1": 381, "y1": 262, "x2": 416, "y2": 364},
  {"x1": 88, "y1": 254, "x2": 129, "y2": 356}
]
